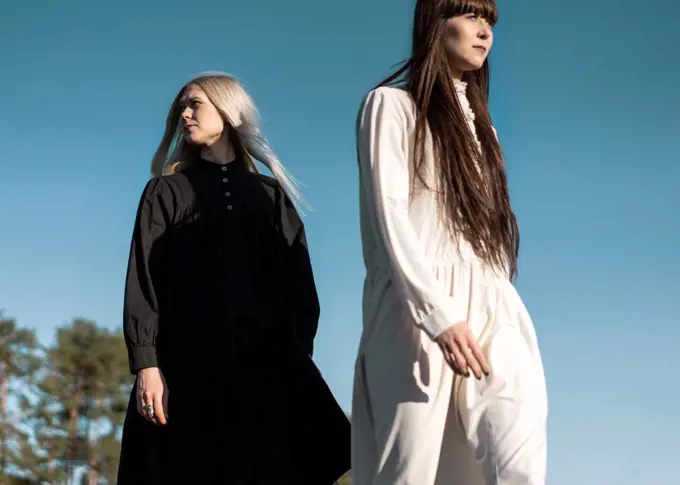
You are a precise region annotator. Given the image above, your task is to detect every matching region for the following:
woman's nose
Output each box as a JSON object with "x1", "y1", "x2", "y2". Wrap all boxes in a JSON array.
[{"x1": 477, "y1": 19, "x2": 491, "y2": 39}]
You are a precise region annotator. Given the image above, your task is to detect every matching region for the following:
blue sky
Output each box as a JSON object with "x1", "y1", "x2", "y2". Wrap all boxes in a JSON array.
[{"x1": 1, "y1": 0, "x2": 679, "y2": 483}]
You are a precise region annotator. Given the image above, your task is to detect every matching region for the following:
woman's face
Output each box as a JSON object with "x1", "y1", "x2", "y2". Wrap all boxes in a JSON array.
[
  {"x1": 442, "y1": 13, "x2": 494, "y2": 75},
  {"x1": 179, "y1": 84, "x2": 225, "y2": 146}
]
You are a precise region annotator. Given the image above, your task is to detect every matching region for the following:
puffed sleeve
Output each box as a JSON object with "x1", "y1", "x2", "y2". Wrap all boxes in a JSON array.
[
  {"x1": 279, "y1": 194, "x2": 320, "y2": 357},
  {"x1": 122, "y1": 177, "x2": 173, "y2": 374},
  {"x1": 356, "y1": 87, "x2": 467, "y2": 340}
]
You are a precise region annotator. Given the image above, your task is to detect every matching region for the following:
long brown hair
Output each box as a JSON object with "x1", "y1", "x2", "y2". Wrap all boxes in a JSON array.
[{"x1": 379, "y1": 0, "x2": 519, "y2": 279}]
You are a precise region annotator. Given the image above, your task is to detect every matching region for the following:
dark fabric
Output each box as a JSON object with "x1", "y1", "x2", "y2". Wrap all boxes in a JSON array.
[{"x1": 117, "y1": 158, "x2": 350, "y2": 484}]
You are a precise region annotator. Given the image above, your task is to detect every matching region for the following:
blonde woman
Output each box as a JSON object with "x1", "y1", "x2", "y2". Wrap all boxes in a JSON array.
[{"x1": 117, "y1": 72, "x2": 350, "y2": 485}]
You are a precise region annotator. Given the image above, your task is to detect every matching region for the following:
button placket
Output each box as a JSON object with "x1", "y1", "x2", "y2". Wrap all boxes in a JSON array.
[{"x1": 221, "y1": 165, "x2": 233, "y2": 210}]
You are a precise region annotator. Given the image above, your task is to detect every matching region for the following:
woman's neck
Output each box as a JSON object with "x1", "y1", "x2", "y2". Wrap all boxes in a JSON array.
[{"x1": 201, "y1": 134, "x2": 236, "y2": 164}]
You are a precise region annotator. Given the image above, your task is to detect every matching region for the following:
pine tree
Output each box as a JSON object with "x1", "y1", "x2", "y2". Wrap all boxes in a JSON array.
[
  {"x1": 24, "y1": 319, "x2": 132, "y2": 485},
  {"x1": 0, "y1": 311, "x2": 40, "y2": 484}
]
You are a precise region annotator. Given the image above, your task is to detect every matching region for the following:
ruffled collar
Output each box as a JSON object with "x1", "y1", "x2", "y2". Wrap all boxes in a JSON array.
[
  {"x1": 453, "y1": 78, "x2": 468, "y2": 96},
  {"x1": 453, "y1": 79, "x2": 475, "y2": 123}
]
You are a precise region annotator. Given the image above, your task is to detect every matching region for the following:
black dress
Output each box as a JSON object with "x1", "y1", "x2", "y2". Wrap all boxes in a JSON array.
[{"x1": 117, "y1": 158, "x2": 350, "y2": 484}]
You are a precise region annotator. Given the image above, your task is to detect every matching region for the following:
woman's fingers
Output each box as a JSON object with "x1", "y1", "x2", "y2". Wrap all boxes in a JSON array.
[
  {"x1": 439, "y1": 342, "x2": 457, "y2": 370},
  {"x1": 138, "y1": 390, "x2": 158, "y2": 424},
  {"x1": 163, "y1": 387, "x2": 170, "y2": 421},
  {"x1": 448, "y1": 341, "x2": 469, "y2": 376},
  {"x1": 468, "y1": 337, "x2": 491, "y2": 375},
  {"x1": 437, "y1": 332, "x2": 469, "y2": 376},
  {"x1": 154, "y1": 392, "x2": 167, "y2": 426},
  {"x1": 436, "y1": 323, "x2": 491, "y2": 379},
  {"x1": 461, "y1": 343, "x2": 483, "y2": 379},
  {"x1": 440, "y1": 342, "x2": 465, "y2": 375},
  {"x1": 136, "y1": 391, "x2": 149, "y2": 418},
  {"x1": 135, "y1": 368, "x2": 169, "y2": 426},
  {"x1": 143, "y1": 391, "x2": 156, "y2": 423}
]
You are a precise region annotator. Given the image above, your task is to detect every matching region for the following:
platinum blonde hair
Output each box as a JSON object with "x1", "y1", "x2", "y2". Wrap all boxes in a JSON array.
[{"x1": 150, "y1": 71, "x2": 307, "y2": 211}]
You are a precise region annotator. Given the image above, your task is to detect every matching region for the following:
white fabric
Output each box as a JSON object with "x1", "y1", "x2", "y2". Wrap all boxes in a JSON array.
[{"x1": 352, "y1": 83, "x2": 548, "y2": 485}]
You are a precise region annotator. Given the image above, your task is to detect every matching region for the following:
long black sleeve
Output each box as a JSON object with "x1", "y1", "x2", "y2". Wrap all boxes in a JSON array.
[
  {"x1": 123, "y1": 178, "x2": 172, "y2": 374},
  {"x1": 280, "y1": 197, "x2": 320, "y2": 357},
  {"x1": 289, "y1": 223, "x2": 320, "y2": 356}
]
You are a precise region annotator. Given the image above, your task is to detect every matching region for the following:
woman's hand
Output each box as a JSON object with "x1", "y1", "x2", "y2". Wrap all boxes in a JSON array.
[
  {"x1": 435, "y1": 322, "x2": 490, "y2": 379},
  {"x1": 136, "y1": 367, "x2": 169, "y2": 426}
]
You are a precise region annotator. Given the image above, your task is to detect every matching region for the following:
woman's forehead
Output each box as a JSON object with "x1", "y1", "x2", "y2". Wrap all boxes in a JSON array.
[{"x1": 180, "y1": 84, "x2": 207, "y2": 101}]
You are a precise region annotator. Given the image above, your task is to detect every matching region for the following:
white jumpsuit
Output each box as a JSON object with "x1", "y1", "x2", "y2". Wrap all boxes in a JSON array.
[{"x1": 352, "y1": 82, "x2": 548, "y2": 485}]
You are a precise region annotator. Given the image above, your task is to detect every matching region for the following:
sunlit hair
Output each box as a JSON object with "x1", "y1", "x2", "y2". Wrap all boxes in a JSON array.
[
  {"x1": 150, "y1": 71, "x2": 307, "y2": 211},
  {"x1": 376, "y1": 0, "x2": 519, "y2": 279}
]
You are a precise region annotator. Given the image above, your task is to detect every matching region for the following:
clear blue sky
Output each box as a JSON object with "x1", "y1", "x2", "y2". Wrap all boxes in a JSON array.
[{"x1": 1, "y1": 0, "x2": 679, "y2": 483}]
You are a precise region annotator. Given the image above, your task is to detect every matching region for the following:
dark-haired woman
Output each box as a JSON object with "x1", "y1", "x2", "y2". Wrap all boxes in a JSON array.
[{"x1": 352, "y1": 1, "x2": 548, "y2": 484}]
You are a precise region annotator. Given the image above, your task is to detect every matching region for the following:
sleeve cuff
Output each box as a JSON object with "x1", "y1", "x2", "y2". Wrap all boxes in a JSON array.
[
  {"x1": 129, "y1": 346, "x2": 158, "y2": 374},
  {"x1": 418, "y1": 301, "x2": 468, "y2": 341}
]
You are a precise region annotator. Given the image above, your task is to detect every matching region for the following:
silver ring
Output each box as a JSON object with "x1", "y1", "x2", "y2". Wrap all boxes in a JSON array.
[{"x1": 143, "y1": 404, "x2": 154, "y2": 413}]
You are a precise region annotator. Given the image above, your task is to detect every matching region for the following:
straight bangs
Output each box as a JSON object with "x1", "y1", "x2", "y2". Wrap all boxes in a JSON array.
[{"x1": 441, "y1": 0, "x2": 498, "y2": 26}]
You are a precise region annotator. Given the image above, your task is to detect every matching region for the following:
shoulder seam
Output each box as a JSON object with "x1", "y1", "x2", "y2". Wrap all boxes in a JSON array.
[
  {"x1": 365, "y1": 86, "x2": 413, "y2": 116},
  {"x1": 144, "y1": 176, "x2": 167, "y2": 198}
]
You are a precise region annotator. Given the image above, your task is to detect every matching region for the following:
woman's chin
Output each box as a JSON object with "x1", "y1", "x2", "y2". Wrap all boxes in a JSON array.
[
  {"x1": 182, "y1": 133, "x2": 202, "y2": 145},
  {"x1": 462, "y1": 56, "x2": 486, "y2": 72}
]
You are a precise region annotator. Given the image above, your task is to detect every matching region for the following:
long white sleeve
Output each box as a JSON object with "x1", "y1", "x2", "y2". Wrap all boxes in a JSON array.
[{"x1": 356, "y1": 87, "x2": 467, "y2": 340}]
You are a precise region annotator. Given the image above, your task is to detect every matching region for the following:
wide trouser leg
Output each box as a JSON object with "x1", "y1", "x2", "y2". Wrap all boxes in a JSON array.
[
  {"x1": 455, "y1": 325, "x2": 548, "y2": 485},
  {"x1": 352, "y1": 317, "x2": 455, "y2": 485},
  {"x1": 351, "y1": 356, "x2": 378, "y2": 485},
  {"x1": 353, "y1": 292, "x2": 547, "y2": 485}
]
